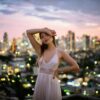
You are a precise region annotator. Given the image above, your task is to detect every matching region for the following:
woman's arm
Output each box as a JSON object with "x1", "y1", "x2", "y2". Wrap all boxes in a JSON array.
[
  {"x1": 27, "y1": 29, "x2": 45, "y2": 34},
  {"x1": 57, "y1": 50, "x2": 80, "y2": 74},
  {"x1": 26, "y1": 29, "x2": 44, "y2": 57},
  {"x1": 26, "y1": 28, "x2": 53, "y2": 57}
]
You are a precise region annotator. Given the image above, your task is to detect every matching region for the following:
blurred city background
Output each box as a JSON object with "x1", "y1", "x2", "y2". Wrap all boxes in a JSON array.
[
  {"x1": 0, "y1": 0, "x2": 100, "y2": 100},
  {"x1": 0, "y1": 31, "x2": 100, "y2": 100}
]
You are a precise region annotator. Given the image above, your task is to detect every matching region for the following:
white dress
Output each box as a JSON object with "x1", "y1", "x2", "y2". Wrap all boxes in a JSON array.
[{"x1": 33, "y1": 48, "x2": 62, "y2": 100}]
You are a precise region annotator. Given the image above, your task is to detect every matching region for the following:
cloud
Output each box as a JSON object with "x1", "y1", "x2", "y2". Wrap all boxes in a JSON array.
[
  {"x1": 0, "y1": 0, "x2": 100, "y2": 16},
  {"x1": 85, "y1": 22, "x2": 99, "y2": 27},
  {"x1": 0, "y1": 3, "x2": 18, "y2": 15},
  {"x1": 0, "y1": 0, "x2": 100, "y2": 38},
  {"x1": 0, "y1": 9, "x2": 17, "y2": 15},
  {"x1": 0, "y1": 1, "x2": 100, "y2": 28},
  {"x1": 22, "y1": 5, "x2": 100, "y2": 28}
]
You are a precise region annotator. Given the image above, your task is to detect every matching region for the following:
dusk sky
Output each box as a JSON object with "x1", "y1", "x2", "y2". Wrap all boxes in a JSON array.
[{"x1": 0, "y1": 0, "x2": 100, "y2": 40}]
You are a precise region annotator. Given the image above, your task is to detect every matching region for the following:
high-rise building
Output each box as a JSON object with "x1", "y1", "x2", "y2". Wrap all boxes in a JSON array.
[
  {"x1": 10, "y1": 38, "x2": 17, "y2": 53},
  {"x1": 0, "y1": 41, "x2": 3, "y2": 51},
  {"x1": 58, "y1": 36, "x2": 67, "y2": 50},
  {"x1": 91, "y1": 36, "x2": 100, "y2": 49},
  {"x1": 3, "y1": 32, "x2": 8, "y2": 43},
  {"x1": 22, "y1": 33, "x2": 29, "y2": 47},
  {"x1": 66, "y1": 30, "x2": 76, "y2": 51},
  {"x1": 82, "y1": 34, "x2": 90, "y2": 50},
  {"x1": 3, "y1": 32, "x2": 9, "y2": 48}
]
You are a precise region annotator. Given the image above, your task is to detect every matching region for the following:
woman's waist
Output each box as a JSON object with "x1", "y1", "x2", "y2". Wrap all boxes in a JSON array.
[{"x1": 39, "y1": 67, "x2": 56, "y2": 74}]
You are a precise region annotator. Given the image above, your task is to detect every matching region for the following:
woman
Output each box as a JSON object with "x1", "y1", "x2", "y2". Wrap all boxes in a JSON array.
[{"x1": 26, "y1": 28, "x2": 80, "y2": 100}]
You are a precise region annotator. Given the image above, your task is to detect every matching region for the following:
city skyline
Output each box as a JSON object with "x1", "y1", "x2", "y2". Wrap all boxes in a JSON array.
[{"x1": 0, "y1": 0, "x2": 100, "y2": 40}]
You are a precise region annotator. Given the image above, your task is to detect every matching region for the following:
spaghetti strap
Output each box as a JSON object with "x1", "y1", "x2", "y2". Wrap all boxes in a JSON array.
[{"x1": 42, "y1": 48, "x2": 58, "y2": 64}]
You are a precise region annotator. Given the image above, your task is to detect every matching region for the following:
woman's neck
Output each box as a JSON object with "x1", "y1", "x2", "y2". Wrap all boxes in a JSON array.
[{"x1": 47, "y1": 43, "x2": 56, "y2": 50}]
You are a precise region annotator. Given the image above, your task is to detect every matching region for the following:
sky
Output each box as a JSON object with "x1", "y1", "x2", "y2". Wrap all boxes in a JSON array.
[{"x1": 0, "y1": 0, "x2": 100, "y2": 40}]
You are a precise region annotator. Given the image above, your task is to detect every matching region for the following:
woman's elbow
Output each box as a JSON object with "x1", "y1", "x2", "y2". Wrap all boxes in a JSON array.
[
  {"x1": 76, "y1": 66, "x2": 80, "y2": 72},
  {"x1": 72, "y1": 64, "x2": 80, "y2": 73},
  {"x1": 26, "y1": 30, "x2": 32, "y2": 35}
]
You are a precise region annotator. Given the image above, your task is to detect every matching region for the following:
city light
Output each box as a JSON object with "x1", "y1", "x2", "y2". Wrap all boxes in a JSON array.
[{"x1": 23, "y1": 83, "x2": 31, "y2": 88}]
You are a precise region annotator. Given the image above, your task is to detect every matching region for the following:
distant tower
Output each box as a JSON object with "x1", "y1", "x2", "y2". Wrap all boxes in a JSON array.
[
  {"x1": 22, "y1": 33, "x2": 28, "y2": 42},
  {"x1": 10, "y1": 38, "x2": 17, "y2": 53},
  {"x1": 3, "y1": 32, "x2": 9, "y2": 48},
  {"x1": 3, "y1": 32, "x2": 8, "y2": 43},
  {"x1": 0, "y1": 42, "x2": 3, "y2": 51},
  {"x1": 82, "y1": 35, "x2": 90, "y2": 50},
  {"x1": 91, "y1": 36, "x2": 97, "y2": 49},
  {"x1": 58, "y1": 36, "x2": 67, "y2": 50},
  {"x1": 55, "y1": 37, "x2": 59, "y2": 46},
  {"x1": 22, "y1": 32, "x2": 29, "y2": 47},
  {"x1": 66, "y1": 30, "x2": 76, "y2": 51},
  {"x1": 91, "y1": 36, "x2": 100, "y2": 49}
]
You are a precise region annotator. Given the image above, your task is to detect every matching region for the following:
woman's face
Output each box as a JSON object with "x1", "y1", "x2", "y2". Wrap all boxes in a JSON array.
[{"x1": 40, "y1": 33, "x2": 53, "y2": 44}]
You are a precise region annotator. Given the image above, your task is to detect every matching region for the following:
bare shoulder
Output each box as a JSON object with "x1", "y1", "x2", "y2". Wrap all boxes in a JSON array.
[
  {"x1": 56, "y1": 47, "x2": 65, "y2": 59},
  {"x1": 57, "y1": 47, "x2": 70, "y2": 59}
]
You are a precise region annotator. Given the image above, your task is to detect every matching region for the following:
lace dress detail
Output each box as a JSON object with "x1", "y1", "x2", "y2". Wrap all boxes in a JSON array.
[{"x1": 33, "y1": 48, "x2": 62, "y2": 100}]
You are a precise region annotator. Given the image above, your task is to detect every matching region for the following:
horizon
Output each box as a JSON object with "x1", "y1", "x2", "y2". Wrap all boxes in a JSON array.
[{"x1": 0, "y1": 0, "x2": 100, "y2": 40}]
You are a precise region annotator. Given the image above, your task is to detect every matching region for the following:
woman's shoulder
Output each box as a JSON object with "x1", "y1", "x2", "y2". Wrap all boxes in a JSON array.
[
  {"x1": 56, "y1": 47, "x2": 69, "y2": 55},
  {"x1": 56, "y1": 47, "x2": 63, "y2": 52},
  {"x1": 56, "y1": 47, "x2": 64, "y2": 57}
]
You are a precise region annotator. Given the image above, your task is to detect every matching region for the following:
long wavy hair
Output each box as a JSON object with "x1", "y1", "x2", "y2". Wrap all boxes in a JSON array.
[{"x1": 39, "y1": 32, "x2": 56, "y2": 56}]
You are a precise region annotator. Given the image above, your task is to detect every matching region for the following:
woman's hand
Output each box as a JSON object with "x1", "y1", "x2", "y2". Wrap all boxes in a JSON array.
[
  {"x1": 50, "y1": 29, "x2": 56, "y2": 36},
  {"x1": 53, "y1": 69, "x2": 59, "y2": 79},
  {"x1": 43, "y1": 27, "x2": 57, "y2": 36}
]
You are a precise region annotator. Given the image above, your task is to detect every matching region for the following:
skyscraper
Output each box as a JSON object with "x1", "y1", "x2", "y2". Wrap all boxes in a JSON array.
[
  {"x1": 3, "y1": 32, "x2": 9, "y2": 48},
  {"x1": 82, "y1": 35, "x2": 90, "y2": 50},
  {"x1": 3, "y1": 32, "x2": 8, "y2": 44},
  {"x1": 66, "y1": 30, "x2": 76, "y2": 51},
  {"x1": 91, "y1": 36, "x2": 100, "y2": 49},
  {"x1": 10, "y1": 38, "x2": 17, "y2": 53},
  {"x1": 58, "y1": 36, "x2": 67, "y2": 50}
]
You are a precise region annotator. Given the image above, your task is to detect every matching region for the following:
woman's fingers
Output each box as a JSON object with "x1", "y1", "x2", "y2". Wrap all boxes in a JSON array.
[
  {"x1": 43, "y1": 28, "x2": 52, "y2": 35},
  {"x1": 43, "y1": 27, "x2": 57, "y2": 36},
  {"x1": 53, "y1": 69, "x2": 59, "y2": 79},
  {"x1": 51, "y1": 30, "x2": 57, "y2": 36}
]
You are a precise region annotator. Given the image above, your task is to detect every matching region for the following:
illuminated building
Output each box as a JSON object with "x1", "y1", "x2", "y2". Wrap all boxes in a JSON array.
[
  {"x1": 3, "y1": 32, "x2": 9, "y2": 49},
  {"x1": 10, "y1": 38, "x2": 17, "y2": 53},
  {"x1": 82, "y1": 35, "x2": 90, "y2": 50},
  {"x1": 66, "y1": 31, "x2": 76, "y2": 51},
  {"x1": 91, "y1": 36, "x2": 100, "y2": 49}
]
